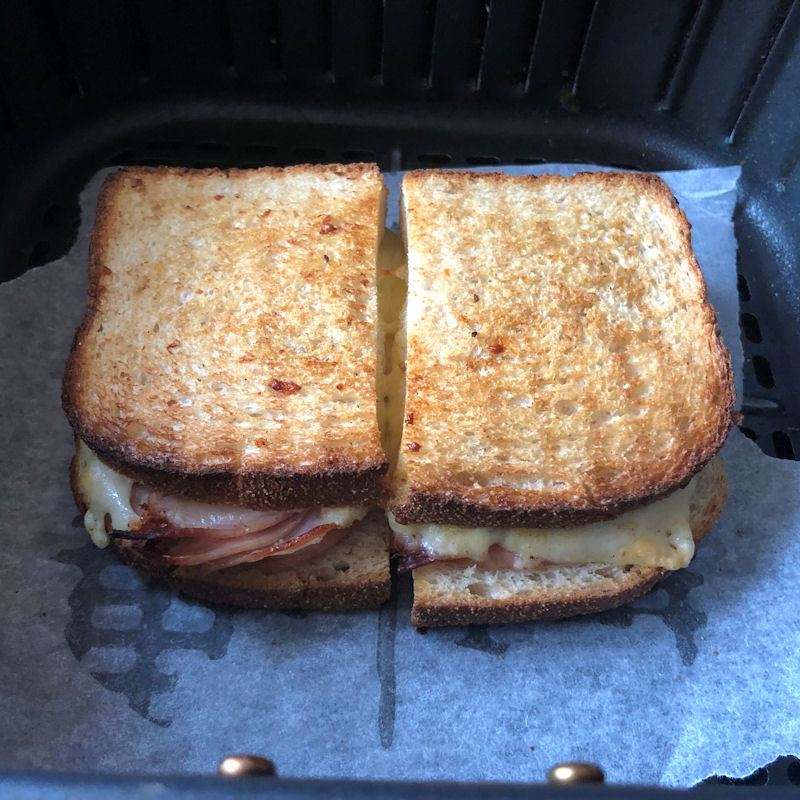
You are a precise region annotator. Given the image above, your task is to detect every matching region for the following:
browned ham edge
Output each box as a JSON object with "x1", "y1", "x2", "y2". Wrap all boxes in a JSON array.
[{"x1": 394, "y1": 550, "x2": 442, "y2": 572}]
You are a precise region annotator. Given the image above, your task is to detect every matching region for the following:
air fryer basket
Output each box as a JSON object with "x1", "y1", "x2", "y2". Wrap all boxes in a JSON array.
[{"x1": 0, "y1": 0, "x2": 798, "y2": 790}]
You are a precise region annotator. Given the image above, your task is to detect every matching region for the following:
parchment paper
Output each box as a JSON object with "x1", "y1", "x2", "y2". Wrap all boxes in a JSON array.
[{"x1": 1, "y1": 163, "x2": 797, "y2": 787}]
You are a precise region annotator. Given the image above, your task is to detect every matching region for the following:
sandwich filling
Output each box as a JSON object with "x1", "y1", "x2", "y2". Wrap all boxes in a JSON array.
[
  {"x1": 75, "y1": 441, "x2": 368, "y2": 572},
  {"x1": 389, "y1": 468, "x2": 701, "y2": 573}
]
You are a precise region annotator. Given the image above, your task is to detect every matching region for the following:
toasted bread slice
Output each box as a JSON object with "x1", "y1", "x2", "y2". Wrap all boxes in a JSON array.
[
  {"x1": 63, "y1": 164, "x2": 388, "y2": 509},
  {"x1": 410, "y1": 456, "x2": 727, "y2": 627},
  {"x1": 111, "y1": 511, "x2": 391, "y2": 611},
  {"x1": 390, "y1": 170, "x2": 734, "y2": 527}
]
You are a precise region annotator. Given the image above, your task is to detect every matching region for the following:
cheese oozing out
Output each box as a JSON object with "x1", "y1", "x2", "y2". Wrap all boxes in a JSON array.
[
  {"x1": 74, "y1": 441, "x2": 368, "y2": 547},
  {"x1": 375, "y1": 228, "x2": 408, "y2": 471},
  {"x1": 388, "y1": 471, "x2": 700, "y2": 571},
  {"x1": 76, "y1": 441, "x2": 139, "y2": 547}
]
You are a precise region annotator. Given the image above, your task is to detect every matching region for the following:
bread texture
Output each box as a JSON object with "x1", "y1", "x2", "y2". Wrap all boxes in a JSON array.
[
  {"x1": 63, "y1": 164, "x2": 388, "y2": 509},
  {"x1": 410, "y1": 456, "x2": 727, "y2": 627},
  {"x1": 111, "y1": 511, "x2": 391, "y2": 611},
  {"x1": 390, "y1": 170, "x2": 734, "y2": 527}
]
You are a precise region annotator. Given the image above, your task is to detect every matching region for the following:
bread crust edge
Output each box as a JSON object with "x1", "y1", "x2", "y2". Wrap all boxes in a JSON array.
[
  {"x1": 76, "y1": 432, "x2": 387, "y2": 509},
  {"x1": 109, "y1": 537, "x2": 391, "y2": 612},
  {"x1": 389, "y1": 443, "x2": 725, "y2": 528}
]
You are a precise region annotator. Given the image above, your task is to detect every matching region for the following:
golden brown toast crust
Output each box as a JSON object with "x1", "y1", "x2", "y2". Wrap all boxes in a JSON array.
[
  {"x1": 63, "y1": 164, "x2": 388, "y2": 509},
  {"x1": 410, "y1": 456, "x2": 727, "y2": 627},
  {"x1": 391, "y1": 170, "x2": 734, "y2": 527}
]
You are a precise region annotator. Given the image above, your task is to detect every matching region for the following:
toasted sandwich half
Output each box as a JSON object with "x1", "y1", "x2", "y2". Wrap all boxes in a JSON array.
[
  {"x1": 63, "y1": 164, "x2": 390, "y2": 610},
  {"x1": 388, "y1": 170, "x2": 735, "y2": 627}
]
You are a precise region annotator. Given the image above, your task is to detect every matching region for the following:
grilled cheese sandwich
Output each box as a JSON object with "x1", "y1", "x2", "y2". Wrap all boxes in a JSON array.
[
  {"x1": 390, "y1": 169, "x2": 733, "y2": 626},
  {"x1": 64, "y1": 165, "x2": 733, "y2": 623},
  {"x1": 63, "y1": 163, "x2": 392, "y2": 610}
]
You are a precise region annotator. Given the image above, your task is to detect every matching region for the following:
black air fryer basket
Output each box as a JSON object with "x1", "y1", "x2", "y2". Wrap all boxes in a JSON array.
[{"x1": 1, "y1": 0, "x2": 798, "y2": 794}]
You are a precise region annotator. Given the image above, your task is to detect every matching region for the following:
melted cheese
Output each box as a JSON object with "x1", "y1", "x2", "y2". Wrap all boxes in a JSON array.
[
  {"x1": 75, "y1": 442, "x2": 368, "y2": 547},
  {"x1": 375, "y1": 228, "x2": 408, "y2": 471},
  {"x1": 388, "y1": 474, "x2": 698, "y2": 570},
  {"x1": 75, "y1": 441, "x2": 138, "y2": 548},
  {"x1": 318, "y1": 506, "x2": 369, "y2": 526}
]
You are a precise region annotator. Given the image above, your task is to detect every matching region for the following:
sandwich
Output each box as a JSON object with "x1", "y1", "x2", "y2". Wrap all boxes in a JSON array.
[
  {"x1": 63, "y1": 163, "x2": 391, "y2": 610},
  {"x1": 387, "y1": 169, "x2": 734, "y2": 627}
]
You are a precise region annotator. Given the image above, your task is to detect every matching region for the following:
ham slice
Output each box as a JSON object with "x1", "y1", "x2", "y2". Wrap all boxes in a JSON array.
[
  {"x1": 160, "y1": 513, "x2": 337, "y2": 569},
  {"x1": 208, "y1": 526, "x2": 353, "y2": 575},
  {"x1": 394, "y1": 550, "x2": 442, "y2": 572},
  {"x1": 111, "y1": 485, "x2": 353, "y2": 572},
  {"x1": 129, "y1": 485, "x2": 294, "y2": 537},
  {"x1": 393, "y1": 537, "x2": 551, "y2": 573},
  {"x1": 176, "y1": 522, "x2": 340, "y2": 572}
]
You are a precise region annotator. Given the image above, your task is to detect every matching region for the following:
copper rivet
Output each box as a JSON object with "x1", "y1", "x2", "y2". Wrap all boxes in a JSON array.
[
  {"x1": 546, "y1": 762, "x2": 605, "y2": 784},
  {"x1": 218, "y1": 754, "x2": 277, "y2": 778}
]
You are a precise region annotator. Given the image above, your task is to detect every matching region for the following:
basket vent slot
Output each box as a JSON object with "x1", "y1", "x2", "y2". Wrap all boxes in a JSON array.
[
  {"x1": 753, "y1": 355, "x2": 775, "y2": 389},
  {"x1": 772, "y1": 431, "x2": 796, "y2": 460},
  {"x1": 741, "y1": 312, "x2": 763, "y2": 343},
  {"x1": 737, "y1": 273, "x2": 751, "y2": 302},
  {"x1": 417, "y1": 153, "x2": 452, "y2": 166}
]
